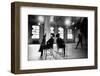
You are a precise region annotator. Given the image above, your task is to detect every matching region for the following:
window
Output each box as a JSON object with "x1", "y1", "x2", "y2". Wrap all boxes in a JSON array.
[
  {"x1": 32, "y1": 25, "x2": 39, "y2": 39},
  {"x1": 58, "y1": 27, "x2": 64, "y2": 39},
  {"x1": 50, "y1": 27, "x2": 54, "y2": 33},
  {"x1": 67, "y1": 29, "x2": 73, "y2": 39}
]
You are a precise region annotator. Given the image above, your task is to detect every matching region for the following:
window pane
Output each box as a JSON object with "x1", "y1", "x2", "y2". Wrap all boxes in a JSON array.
[
  {"x1": 67, "y1": 29, "x2": 73, "y2": 39},
  {"x1": 32, "y1": 25, "x2": 39, "y2": 39},
  {"x1": 58, "y1": 27, "x2": 64, "y2": 39},
  {"x1": 35, "y1": 35, "x2": 39, "y2": 38},
  {"x1": 50, "y1": 27, "x2": 54, "y2": 33},
  {"x1": 68, "y1": 34, "x2": 73, "y2": 39}
]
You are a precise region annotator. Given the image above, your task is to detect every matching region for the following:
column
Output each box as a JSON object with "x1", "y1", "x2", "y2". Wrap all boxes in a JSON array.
[{"x1": 44, "y1": 16, "x2": 50, "y2": 41}]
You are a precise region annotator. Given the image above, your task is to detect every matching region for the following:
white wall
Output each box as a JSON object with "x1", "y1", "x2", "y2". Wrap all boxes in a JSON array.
[{"x1": 0, "y1": 0, "x2": 100, "y2": 76}]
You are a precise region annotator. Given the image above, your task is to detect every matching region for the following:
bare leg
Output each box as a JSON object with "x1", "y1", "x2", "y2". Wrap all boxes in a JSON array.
[
  {"x1": 63, "y1": 47, "x2": 65, "y2": 57},
  {"x1": 45, "y1": 49, "x2": 47, "y2": 60},
  {"x1": 75, "y1": 41, "x2": 80, "y2": 49},
  {"x1": 81, "y1": 40, "x2": 83, "y2": 49},
  {"x1": 40, "y1": 51, "x2": 43, "y2": 58}
]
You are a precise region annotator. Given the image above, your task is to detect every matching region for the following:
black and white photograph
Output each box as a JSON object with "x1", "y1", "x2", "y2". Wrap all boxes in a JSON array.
[{"x1": 28, "y1": 15, "x2": 88, "y2": 60}]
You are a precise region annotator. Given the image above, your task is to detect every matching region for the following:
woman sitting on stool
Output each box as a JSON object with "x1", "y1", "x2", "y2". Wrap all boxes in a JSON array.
[
  {"x1": 46, "y1": 33, "x2": 54, "y2": 51},
  {"x1": 56, "y1": 34, "x2": 65, "y2": 57}
]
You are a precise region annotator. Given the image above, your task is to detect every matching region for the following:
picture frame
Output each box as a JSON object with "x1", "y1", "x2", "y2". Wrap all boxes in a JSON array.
[{"x1": 11, "y1": 2, "x2": 98, "y2": 74}]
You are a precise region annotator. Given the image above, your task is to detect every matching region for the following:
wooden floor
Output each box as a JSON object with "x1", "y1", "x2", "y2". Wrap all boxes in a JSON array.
[{"x1": 28, "y1": 43, "x2": 88, "y2": 61}]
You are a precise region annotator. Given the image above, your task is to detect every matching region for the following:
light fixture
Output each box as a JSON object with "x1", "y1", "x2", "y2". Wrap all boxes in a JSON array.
[
  {"x1": 65, "y1": 18, "x2": 71, "y2": 26},
  {"x1": 72, "y1": 22, "x2": 75, "y2": 25},
  {"x1": 50, "y1": 16, "x2": 54, "y2": 22},
  {"x1": 38, "y1": 22, "x2": 41, "y2": 25},
  {"x1": 38, "y1": 16, "x2": 44, "y2": 23}
]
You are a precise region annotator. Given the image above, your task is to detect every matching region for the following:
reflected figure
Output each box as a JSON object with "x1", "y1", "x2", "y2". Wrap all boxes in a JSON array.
[
  {"x1": 75, "y1": 32, "x2": 83, "y2": 49},
  {"x1": 56, "y1": 34, "x2": 65, "y2": 57},
  {"x1": 43, "y1": 33, "x2": 54, "y2": 60},
  {"x1": 46, "y1": 33, "x2": 54, "y2": 49},
  {"x1": 39, "y1": 34, "x2": 46, "y2": 58}
]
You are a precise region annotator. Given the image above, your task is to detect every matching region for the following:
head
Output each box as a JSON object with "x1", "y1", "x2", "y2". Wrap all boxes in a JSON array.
[
  {"x1": 50, "y1": 33, "x2": 54, "y2": 38},
  {"x1": 43, "y1": 34, "x2": 46, "y2": 39},
  {"x1": 56, "y1": 33, "x2": 60, "y2": 38}
]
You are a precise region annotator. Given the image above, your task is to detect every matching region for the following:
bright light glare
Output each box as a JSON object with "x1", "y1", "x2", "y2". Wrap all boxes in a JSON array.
[
  {"x1": 67, "y1": 34, "x2": 73, "y2": 39},
  {"x1": 50, "y1": 16, "x2": 54, "y2": 22},
  {"x1": 38, "y1": 16, "x2": 44, "y2": 23},
  {"x1": 65, "y1": 18, "x2": 71, "y2": 26}
]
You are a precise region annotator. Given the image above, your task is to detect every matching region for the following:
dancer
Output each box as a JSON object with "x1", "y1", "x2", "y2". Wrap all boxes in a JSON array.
[{"x1": 75, "y1": 32, "x2": 83, "y2": 49}]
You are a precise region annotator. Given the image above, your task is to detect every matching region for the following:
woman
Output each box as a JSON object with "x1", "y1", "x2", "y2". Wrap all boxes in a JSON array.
[{"x1": 39, "y1": 34, "x2": 46, "y2": 58}]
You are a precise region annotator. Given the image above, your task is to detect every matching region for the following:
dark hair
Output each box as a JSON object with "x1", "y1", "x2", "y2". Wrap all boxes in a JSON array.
[
  {"x1": 56, "y1": 33, "x2": 60, "y2": 38},
  {"x1": 51, "y1": 33, "x2": 55, "y2": 37},
  {"x1": 43, "y1": 34, "x2": 46, "y2": 38}
]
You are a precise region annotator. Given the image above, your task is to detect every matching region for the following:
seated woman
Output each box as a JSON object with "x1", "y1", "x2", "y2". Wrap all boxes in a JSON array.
[
  {"x1": 46, "y1": 33, "x2": 54, "y2": 50},
  {"x1": 56, "y1": 34, "x2": 65, "y2": 57}
]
